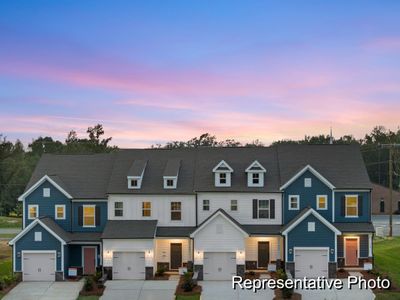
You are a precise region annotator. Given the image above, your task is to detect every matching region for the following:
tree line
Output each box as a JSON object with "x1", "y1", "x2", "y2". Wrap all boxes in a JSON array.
[{"x1": 1, "y1": 125, "x2": 399, "y2": 215}]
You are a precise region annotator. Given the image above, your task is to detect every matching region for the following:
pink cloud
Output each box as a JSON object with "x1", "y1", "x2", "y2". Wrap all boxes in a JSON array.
[{"x1": 364, "y1": 36, "x2": 400, "y2": 51}]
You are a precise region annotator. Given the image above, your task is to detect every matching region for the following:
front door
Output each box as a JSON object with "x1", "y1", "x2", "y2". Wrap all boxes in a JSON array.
[
  {"x1": 258, "y1": 241, "x2": 270, "y2": 268},
  {"x1": 170, "y1": 243, "x2": 182, "y2": 270},
  {"x1": 83, "y1": 247, "x2": 96, "y2": 274},
  {"x1": 345, "y1": 238, "x2": 358, "y2": 266}
]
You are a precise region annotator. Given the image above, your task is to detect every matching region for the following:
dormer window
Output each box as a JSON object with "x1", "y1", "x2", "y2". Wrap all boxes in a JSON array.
[
  {"x1": 246, "y1": 160, "x2": 266, "y2": 187},
  {"x1": 164, "y1": 177, "x2": 177, "y2": 189},
  {"x1": 127, "y1": 160, "x2": 147, "y2": 190},
  {"x1": 212, "y1": 160, "x2": 233, "y2": 187},
  {"x1": 128, "y1": 176, "x2": 142, "y2": 189},
  {"x1": 130, "y1": 179, "x2": 138, "y2": 187}
]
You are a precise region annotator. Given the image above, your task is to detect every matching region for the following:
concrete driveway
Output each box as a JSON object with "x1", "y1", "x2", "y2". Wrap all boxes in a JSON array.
[
  {"x1": 201, "y1": 281, "x2": 275, "y2": 300},
  {"x1": 3, "y1": 281, "x2": 83, "y2": 300},
  {"x1": 101, "y1": 280, "x2": 178, "y2": 300}
]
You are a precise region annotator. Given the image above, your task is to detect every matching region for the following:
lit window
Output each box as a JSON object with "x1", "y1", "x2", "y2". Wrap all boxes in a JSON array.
[
  {"x1": 28, "y1": 205, "x2": 38, "y2": 219},
  {"x1": 34, "y1": 232, "x2": 42, "y2": 241},
  {"x1": 114, "y1": 202, "x2": 123, "y2": 217},
  {"x1": 252, "y1": 173, "x2": 260, "y2": 184},
  {"x1": 308, "y1": 222, "x2": 315, "y2": 232},
  {"x1": 203, "y1": 199, "x2": 210, "y2": 211},
  {"x1": 171, "y1": 202, "x2": 181, "y2": 220},
  {"x1": 258, "y1": 200, "x2": 270, "y2": 218},
  {"x1": 345, "y1": 195, "x2": 358, "y2": 217},
  {"x1": 219, "y1": 173, "x2": 227, "y2": 184},
  {"x1": 83, "y1": 205, "x2": 95, "y2": 227},
  {"x1": 231, "y1": 200, "x2": 238, "y2": 211},
  {"x1": 317, "y1": 195, "x2": 327, "y2": 210},
  {"x1": 142, "y1": 202, "x2": 151, "y2": 217},
  {"x1": 55, "y1": 205, "x2": 65, "y2": 219},
  {"x1": 289, "y1": 195, "x2": 299, "y2": 210}
]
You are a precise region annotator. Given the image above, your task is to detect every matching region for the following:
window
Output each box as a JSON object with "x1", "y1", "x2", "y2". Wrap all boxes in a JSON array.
[
  {"x1": 203, "y1": 199, "x2": 210, "y2": 211},
  {"x1": 258, "y1": 200, "x2": 270, "y2": 218},
  {"x1": 34, "y1": 232, "x2": 42, "y2": 241},
  {"x1": 252, "y1": 173, "x2": 260, "y2": 184},
  {"x1": 164, "y1": 177, "x2": 177, "y2": 189},
  {"x1": 28, "y1": 205, "x2": 38, "y2": 219},
  {"x1": 398, "y1": 201, "x2": 400, "y2": 212},
  {"x1": 304, "y1": 178, "x2": 312, "y2": 187},
  {"x1": 308, "y1": 222, "x2": 315, "y2": 232},
  {"x1": 114, "y1": 202, "x2": 123, "y2": 217},
  {"x1": 171, "y1": 202, "x2": 181, "y2": 220},
  {"x1": 316, "y1": 195, "x2": 327, "y2": 210},
  {"x1": 83, "y1": 205, "x2": 95, "y2": 227},
  {"x1": 289, "y1": 195, "x2": 299, "y2": 210},
  {"x1": 142, "y1": 202, "x2": 151, "y2": 217},
  {"x1": 167, "y1": 179, "x2": 174, "y2": 187},
  {"x1": 231, "y1": 200, "x2": 238, "y2": 211},
  {"x1": 55, "y1": 205, "x2": 65, "y2": 219},
  {"x1": 130, "y1": 179, "x2": 138, "y2": 187},
  {"x1": 380, "y1": 199, "x2": 385, "y2": 213},
  {"x1": 345, "y1": 195, "x2": 358, "y2": 217},
  {"x1": 127, "y1": 176, "x2": 142, "y2": 189},
  {"x1": 219, "y1": 173, "x2": 227, "y2": 184},
  {"x1": 43, "y1": 188, "x2": 50, "y2": 197}
]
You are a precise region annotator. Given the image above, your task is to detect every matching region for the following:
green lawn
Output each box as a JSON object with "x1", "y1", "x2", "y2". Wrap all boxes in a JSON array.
[
  {"x1": 0, "y1": 240, "x2": 12, "y2": 277},
  {"x1": 0, "y1": 216, "x2": 22, "y2": 228},
  {"x1": 375, "y1": 292, "x2": 400, "y2": 300},
  {"x1": 0, "y1": 234, "x2": 16, "y2": 239},
  {"x1": 175, "y1": 295, "x2": 200, "y2": 300},
  {"x1": 76, "y1": 296, "x2": 99, "y2": 300},
  {"x1": 374, "y1": 237, "x2": 400, "y2": 287}
]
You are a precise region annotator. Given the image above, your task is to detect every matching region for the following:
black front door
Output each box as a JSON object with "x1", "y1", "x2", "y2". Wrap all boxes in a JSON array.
[
  {"x1": 170, "y1": 243, "x2": 182, "y2": 270},
  {"x1": 258, "y1": 241, "x2": 270, "y2": 268}
]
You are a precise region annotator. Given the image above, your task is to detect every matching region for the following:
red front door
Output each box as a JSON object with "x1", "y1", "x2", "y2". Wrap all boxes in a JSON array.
[
  {"x1": 345, "y1": 238, "x2": 358, "y2": 266},
  {"x1": 83, "y1": 247, "x2": 96, "y2": 274}
]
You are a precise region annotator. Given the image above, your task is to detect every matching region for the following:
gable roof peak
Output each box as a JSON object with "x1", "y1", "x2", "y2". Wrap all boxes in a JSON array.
[
  {"x1": 212, "y1": 160, "x2": 233, "y2": 173},
  {"x1": 245, "y1": 160, "x2": 266, "y2": 172}
]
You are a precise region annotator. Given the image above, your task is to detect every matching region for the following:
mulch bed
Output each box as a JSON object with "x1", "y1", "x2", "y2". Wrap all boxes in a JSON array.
[
  {"x1": 244, "y1": 272, "x2": 261, "y2": 280},
  {"x1": 152, "y1": 274, "x2": 170, "y2": 280},
  {"x1": 360, "y1": 270, "x2": 400, "y2": 293},
  {"x1": 0, "y1": 281, "x2": 19, "y2": 295},
  {"x1": 175, "y1": 275, "x2": 202, "y2": 296},
  {"x1": 79, "y1": 283, "x2": 105, "y2": 296},
  {"x1": 336, "y1": 269, "x2": 350, "y2": 279},
  {"x1": 274, "y1": 289, "x2": 301, "y2": 300}
]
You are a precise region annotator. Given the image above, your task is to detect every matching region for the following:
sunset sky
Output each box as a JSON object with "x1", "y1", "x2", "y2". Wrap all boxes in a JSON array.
[{"x1": 1, "y1": 1, "x2": 400, "y2": 147}]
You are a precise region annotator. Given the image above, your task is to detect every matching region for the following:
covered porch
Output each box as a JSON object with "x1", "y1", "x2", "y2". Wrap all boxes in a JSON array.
[{"x1": 244, "y1": 236, "x2": 284, "y2": 271}]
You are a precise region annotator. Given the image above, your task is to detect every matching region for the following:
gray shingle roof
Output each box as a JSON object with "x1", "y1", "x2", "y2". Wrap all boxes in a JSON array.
[
  {"x1": 333, "y1": 222, "x2": 375, "y2": 233},
  {"x1": 69, "y1": 232, "x2": 102, "y2": 242},
  {"x1": 101, "y1": 220, "x2": 157, "y2": 239},
  {"x1": 26, "y1": 145, "x2": 371, "y2": 198},
  {"x1": 242, "y1": 225, "x2": 282, "y2": 236},
  {"x1": 156, "y1": 227, "x2": 196, "y2": 237},
  {"x1": 39, "y1": 217, "x2": 71, "y2": 242},
  {"x1": 127, "y1": 160, "x2": 147, "y2": 177}
]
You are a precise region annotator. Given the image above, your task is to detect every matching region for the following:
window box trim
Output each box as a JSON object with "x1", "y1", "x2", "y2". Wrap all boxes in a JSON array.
[
  {"x1": 114, "y1": 202, "x2": 124, "y2": 217},
  {"x1": 288, "y1": 195, "x2": 300, "y2": 210},
  {"x1": 316, "y1": 195, "x2": 328, "y2": 210},
  {"x1": 55, "y1": 204, "x2": 66, "y2": 220},
  {"x1": 83, "y1": 205, "x2": 96, "y2": 228},
  {"x1": 28, "y1": 205, "x2": 39, "y2": 220},
  {"x1": 345, "y1": 194, "x2": 358, "y2": 218}
]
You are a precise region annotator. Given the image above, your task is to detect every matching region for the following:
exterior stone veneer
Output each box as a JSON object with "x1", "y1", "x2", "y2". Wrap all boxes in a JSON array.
[
  {"x1": 285, "y1": 262, "x2": 295, "y2": 277},
  {"x1": 194, "y1": 265, "x2": 203, "y2": 281},
  {"x1": 55, "y1": 272, "x2": 64, "y2": 281},
  {"x1": 145, "y1": 267, "x2": 153, "y2": 280},
  {"x1": 236, "y1": 265, "x2": 245, "y2": 277},
  {"x1": 328, "y1": 262, "x2": 337, "y2": 278}
]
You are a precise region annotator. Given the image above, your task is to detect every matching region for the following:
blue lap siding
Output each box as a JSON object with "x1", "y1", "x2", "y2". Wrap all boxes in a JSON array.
[
  {"x1": 68, "y1": 244, "x2": 101, "y2": 268},
  {"x1": 25, "y1": 180, "x2": 71, "y2": 231},
  {"x1": 14, "y1": 223, "x2": 63, "y2": 272},
  {"x1": 71, "y1": 202, "x2": 108, "y2": 232},
  {"x1": 283, "y1": 170, "x2": 333, "y2": 223},
  {"x1": 286, "y1": 214, "x2": 336, "y2": 262},
  {"x1": 334, "y1": 191, "x2": 371, "y2": 222}
]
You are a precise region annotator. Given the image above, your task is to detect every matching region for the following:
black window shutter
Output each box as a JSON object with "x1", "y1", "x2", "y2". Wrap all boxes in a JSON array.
[
  {"x1": 253, "y1": 199, "x2": 258, "y2": 219},
  {"x1": 270, "y1": 199, "x2": 275, "y2": 219},
  {"x1": 341, "y1": 196, "x2": 345, "y2": 216},
  {"x1": 78, "y1": 206, "x2": 83, "y2": 226},
  {"x1": 358, "y1": 195, "x2": 363, "y2": 216},
  {"x1": 96, "y1": 206, "x2": 101, "y2": 226}
]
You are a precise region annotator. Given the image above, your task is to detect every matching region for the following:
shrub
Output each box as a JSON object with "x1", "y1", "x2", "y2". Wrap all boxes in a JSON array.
[
  {"x1": 276, "y1": 269, "x2": 293, "y2": 299},
  {"x1": 94, "y1": 270, "x2": 103, "y2": 282},
  {"x1": 1, "y1": 275, "x2": 15, "y2": 287},
  {"x1": 248, "y1": 271, "x2": 256, "y2": 276},
  {"x1": 338, "y1": 268, "x2": 345, "y2": 273},
  {"x1": 181, "y1": 272, "x2": 195, "y2": 292},
  {"x1": 84, "y1": 277, "x2": 94, "y2": 291},
  {"x1": 156, "y1": 266, "x2": 166, "y2": 276}
]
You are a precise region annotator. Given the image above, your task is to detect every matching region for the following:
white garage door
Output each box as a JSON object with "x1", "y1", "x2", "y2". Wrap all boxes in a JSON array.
[
  {"x1": 23, "y1": 252, "x2": 56, "y2": 281},
  {"x1": 294, "y1": 248, "x2": 328, "y2": 278},
  {"x1": 204, "y1": 252, "x2": 236, "y2": 280},
  {"x1": 113, "y1": 252, "x2": 145, "y2": 280}
]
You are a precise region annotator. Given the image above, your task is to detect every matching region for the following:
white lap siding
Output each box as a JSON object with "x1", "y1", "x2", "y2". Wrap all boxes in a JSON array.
[
  {"x1": 245, "y1": 237, "x2": 282, "y2": 262},
  {"x1": 155, "y1": 239, "x2": 191, "y2": 264},
  {"x1": 197, "y1": 192, "x2": 282, "y2": 225}
]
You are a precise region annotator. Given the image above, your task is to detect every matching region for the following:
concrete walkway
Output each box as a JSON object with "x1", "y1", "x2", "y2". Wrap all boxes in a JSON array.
[
  {"x1": 201, "y1": 281, "x2": 275, "y2": 300},
  {"x1": 3, "y1": 281, "x2": 83, "y2": 300},
  {"x1": 101, "y1": 280, "x2": 178, "y2": 300}
]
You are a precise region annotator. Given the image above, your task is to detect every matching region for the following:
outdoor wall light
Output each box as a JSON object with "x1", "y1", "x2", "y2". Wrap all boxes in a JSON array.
[
  {"x1": 330, "y1": 248, "x2": 334, "y2": 254},
  {"x1": 57, "y1": 252, "x2": 61, "y2": 258},
  {"x1": 289, "y1": 249, "x2": 293, "y2": 254},
  {"x1": 17, "y1": 252, "x2": 21, "y2": 258}
]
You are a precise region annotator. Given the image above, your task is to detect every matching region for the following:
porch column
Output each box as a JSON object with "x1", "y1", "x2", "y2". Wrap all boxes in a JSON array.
[
  {"x1": 368, "y1": 234, "x2": 372, "y2": 257},
  {"x1": 277, "y1": 237, "x2": 281, "y2": 259}
]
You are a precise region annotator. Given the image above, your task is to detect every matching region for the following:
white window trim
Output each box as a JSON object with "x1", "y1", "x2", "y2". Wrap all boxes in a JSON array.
[
  {"x1": 304, "y1": 178, "x2": 312, "y2": 187},
  {"x1": 202, "y1": 199, "x2": 210, "y2": 211},
  {"x1": 55, "y1": 205, "x2": 66, "y2": 220},
  {"x1": 163, "y1": 176, "x2": 177, "y2": 189},
  {"x1": 83, "y1": 205, "x2": 96, "y2": 228},
  {"x1": 288, "y1": 195, "x2": 300, "y2": 210},
  {"x1": 170, "y1": 201, "x2": 182, "y2": 221},
  {"x1": 114, "y1": 202, "x2": 123, "y2": 217},
  {"x1": 34, "y1": 231, "x2": 42, "y2": 241},
  {"x1": 142, "y1": 201, "x2": 152, "y2": 217},
  {"x1": 127, "y1": 176, "x2": 142, "y2": 189},
  {"x1": 258, "y1": 199, "x2": 270, "y2": 219},
  {"x1": 247, "y1": 172, "x2": 264, "y2": 187},
  {"x1": 231, "y1": 199, "x2": 238, "y2": 211},
  {"x1": 43, "y1": 188, "x2": 50, "y2": 197},
  {"x1": 28, "y1": 205, "x2": 39, "y2": 220},
  {"x1": 345, "y1": 194, "x2": 358, "y2": 218},
  {"x1": 215, "y1": 172, "x2": 231, "y2": 187},
  {"x1": 316, "y1": 195, "x2": 328, "y2": 210}
]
